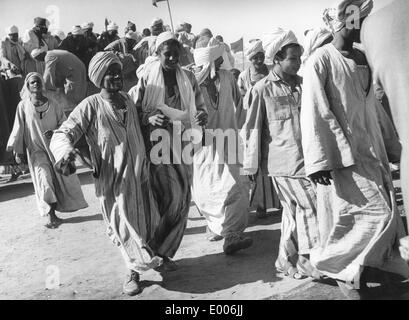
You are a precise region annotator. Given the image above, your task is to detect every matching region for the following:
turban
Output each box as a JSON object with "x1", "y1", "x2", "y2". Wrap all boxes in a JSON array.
[
  {"x1": 194, "y1": 38, "x2": 224, "y2": 66},
  {"x1": 323, "y1": 0, "x2": 374, "y2": 33},
  {"x1": 34, "y1": 17, "x2": 47, "y2": 27},
  {"x1": 31, "y1": 46, "x2": 47, "y2": 59},
  {"x1": 245, "y1": 39, "x2": 264, "y2": 60},
  {"x1": 125, "y1": 31, "x2": 142, "y2": 42},
  {"x1": 175, "y1": 24, "x2": 185, "y2": 33},
  {"x1": 88, "y1": 51, "x2": 123, "y2": 88},
  {"x1": 151, "y1": 17, "x2": 163, "y2": 27},
  {"x1": 71, "y1": 25, "x2": 84, "y2": 36},
  {"x1": 263, "y1": 28, "x2": 299, "y2": 62},
  {"x1": 81, "y1": 22, "x2": 94, "y2": 30},
  {"x1": 5, "y1": 25, "x2": 18, "y2": 35},
  {"x1": 126, "y1": 21, "x2": 136, "y2": 32},
  {"x1": 198, "y1": 28, "x2": 213, "y2": 38},
  {"x1": 107, "y1": 22, "x2": 119, "y2": 31},
  {"x1": 155, "y1": 31, "x2": 176, "y2": 52},
  {"x1": 302, "y1": 26, "x2": 332, "y2": 62},
  {"x1": 53, "y1": 30, "x2": 66, "y2": 41}
]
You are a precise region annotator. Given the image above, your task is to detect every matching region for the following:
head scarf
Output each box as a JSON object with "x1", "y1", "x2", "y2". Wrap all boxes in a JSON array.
[
  {"x1": 262, "y1": 28, "x2": 299, "y2": 63},
  {"x1": 107, "y1": 22, "x2": 119, "y2": 31},
  {"x1": 20, "y1": 72, "x2": 44, "y2": 100},
  {"x1": 155, "y1": 31, "x2": 177, "y2": 52},
  {"x1": 323, "y1": 0, "x2": 374, "y2": 33},
  {"x1": 5, "y1": 25, "x2": 18, "y2": 35},
  {"x1": 302, "y1": 26, "x2": 332, "y2": 63},
  {"x1": 71, "y1": 25, "x2": 84, "y2": 36},
  {"x1": 88, "y1": 51, "x2": 123, "y2": 88},
  {"x1": 245, "y1": 39, "x2": 264, "y2": 60},
  {"x1": 31, "y1": 46, "x2": 48, "y2": 59}
]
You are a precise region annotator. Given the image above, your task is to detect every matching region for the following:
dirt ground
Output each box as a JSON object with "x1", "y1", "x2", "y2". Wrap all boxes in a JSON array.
[{"x1": 1, "y1": 169, "x2": 409, "y2": 300}]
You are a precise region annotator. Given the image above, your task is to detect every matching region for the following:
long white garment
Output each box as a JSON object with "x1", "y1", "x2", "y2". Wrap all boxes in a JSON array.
[
  {"x1": 7, "y1": 99, "x2": 87, "y2": 216},
  {"x1": 301, "y1": 43, "x2": 409, "y2": 288},
  {"x1": 192, "y1": 70, "x2": 249, "y2": 237}
]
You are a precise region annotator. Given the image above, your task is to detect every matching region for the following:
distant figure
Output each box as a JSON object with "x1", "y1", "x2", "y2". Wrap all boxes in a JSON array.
[
  {"x1": 97, "y1": 22, "x2": 120, "y2": 51},
  {"x1": 7, "y1": 72, "x2": 87, "y2": 228}
]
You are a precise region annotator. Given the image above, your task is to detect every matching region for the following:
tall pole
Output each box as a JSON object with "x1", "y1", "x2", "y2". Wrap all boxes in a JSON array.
[
  {"x1": 166, "y1": 0, "x2": 175, "y2": 34},
  {"x1": 242, "y1": 38, "x2": 245, "y2": 71}
]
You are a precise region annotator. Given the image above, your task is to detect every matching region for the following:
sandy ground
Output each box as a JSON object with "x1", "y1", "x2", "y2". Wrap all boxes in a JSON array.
[{"x1": 1, "y1": 169, "x2": 409, "y2": 300}]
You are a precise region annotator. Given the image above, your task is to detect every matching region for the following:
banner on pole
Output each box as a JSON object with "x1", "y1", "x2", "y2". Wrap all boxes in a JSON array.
[
  {"x1": 230, "y1": 37, "x2": 244, "y2": 53},
  {"x1": 152, "y1": 0, "x2": 167, "y2": 7}
]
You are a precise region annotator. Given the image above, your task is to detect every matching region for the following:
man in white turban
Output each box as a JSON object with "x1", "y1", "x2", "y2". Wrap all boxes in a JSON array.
[
  {"x1": 1, "y1": 25, "x2": 26, "y2": 78},
  {"x1": 323, "y1": 0, "x2": 374, "y2": 34},
  {"x1": 190, "y1": 34, "x2": 253, "y2": 255},
  {"x1": 242, "y1": 28, "x2": 320, "y2": 281},
  {"x1": 237, "y1": 39, "x2": 281, "y2": 219},
  {"x1": 97, "y1": 22, "x2": 120, "y2": 51},
  {"x1": 302, "y1": 26, "x2": 333, "y2": 64},
  {"x1": 301, "y1": 0, "x2": 409, "y2": 299},
  {"x1": 50, "y1": 50, "x2": 169, "y2": 296}
]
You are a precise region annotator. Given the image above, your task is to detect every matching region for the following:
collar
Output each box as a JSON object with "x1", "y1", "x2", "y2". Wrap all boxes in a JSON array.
[{"x1": 267, "y1": 70, "x2": 302, "y2": 85}]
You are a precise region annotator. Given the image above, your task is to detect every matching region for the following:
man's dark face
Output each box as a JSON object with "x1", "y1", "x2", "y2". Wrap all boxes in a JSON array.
[
  {"x1": 108, "y1": 30, "x2": 118, "y2": 38},
  {"x1": 102, "y1": 63, "x2": 123, "y2": 91},
  {"x1": 159, "y1": 42, "x2": 180, "y2": 71},
  {"x1": 250, "y1": 52, "x2": 265, "y2": 68},
  {"x1": 9, "y1": 33, "x2": 19, "y2": 42},
  {"x1": 214, "y1": 56, "x2": 224, "y2": 71}
]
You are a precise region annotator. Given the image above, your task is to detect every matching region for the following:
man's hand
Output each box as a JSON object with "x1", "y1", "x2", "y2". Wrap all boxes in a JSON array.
[
  {"x1": 194, "y1": 111, "x2": 208, "y2": 127},
  {"x1": 309, "y1": 170, "x2": 333, "y2": 185},
  {"x1": 399, "y1": 236, "x2": 409, "y2": 261},
  {"x1": 15, "y1": 153, "x2": 26, "y2": 165},
  {"x1": 43, "y1": 130, "x2": 54, "y2": 139},
  {"x1": 148, "y1": 114, "x2": 169, "y2": 127}
]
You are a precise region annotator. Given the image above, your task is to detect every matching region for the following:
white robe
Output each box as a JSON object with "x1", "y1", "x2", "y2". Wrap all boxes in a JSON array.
[{"x1": 300, "y1": 43, "x2": 409, "y2": 288}]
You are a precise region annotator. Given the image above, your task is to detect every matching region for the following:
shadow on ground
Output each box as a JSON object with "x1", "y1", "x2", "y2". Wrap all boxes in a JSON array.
[{"x1": 157, "y1": 228, "x2": 283, "y2": 294}]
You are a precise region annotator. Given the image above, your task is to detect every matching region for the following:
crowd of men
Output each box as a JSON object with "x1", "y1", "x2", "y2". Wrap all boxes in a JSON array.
[{"x1": 1, "y1": 0, "x2": 409, "y2": 300}]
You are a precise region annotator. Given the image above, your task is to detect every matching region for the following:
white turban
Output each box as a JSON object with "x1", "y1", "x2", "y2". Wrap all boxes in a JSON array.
[
  {"x1": 71, "y1": 25, "x2": 84, "y2": 36},
  {"x1": 323, "y1": 0, "x2": 374, "y2": 33},
  {"x1": 245, "y1": 39, "x2": 264, "y2": 60},
  {"x1": 193, "y1": 37, "x2": 226, "y2": 85},
  {"x1": 262, "y1": 28, "x2": 299, "y2": 63},
  {"x1": 194, "y1": 40, "x2": 225, "y2": 67},
  {"x1": 155, "y1": 31, "x2": 176, "y2": 52},
  {"x1": 5, "y1": 25, "x2": 18, "y2": 35},
  {"x1": 81, "y1": 22, "x2": 94, "y2": 30},
  {"x1": 302, "y1": 26, "x2": 332, "y2": 62},
  {"x1": 107, "y1": 22, "x2": 119, "y2": 31},
  {"x1": 88, "y1": 51, "x2": 123, "y2": 88},
  {"x1": 31, "y1": 46, "x2": 47, "y2": 59}
]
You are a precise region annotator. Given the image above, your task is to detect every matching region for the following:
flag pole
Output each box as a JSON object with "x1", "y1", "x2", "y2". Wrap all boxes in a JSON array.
[
  {"x1": 166, "y1": 0, "x2": 175, "y2": 34},
  {"x1": 242, "y1": 38, "x2": 245, "y2": 71}
]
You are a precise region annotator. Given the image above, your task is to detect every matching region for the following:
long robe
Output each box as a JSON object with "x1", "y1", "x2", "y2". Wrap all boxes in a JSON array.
[
  {"x1": 129, "y1": 68, "x2": 205, "y2": 254},
  {"x1": 301, "y1": 43, "x2": 409, "y2": 287},
  {"x1": 192, "y1": 70, "x2": 249, "y2": 237},
  {"x1": 50, "y1": 92, "x2": 183, "y2": 272},
  {"x1": 238, "y1": 66, "x2": 280, "y2": 212},
  {"x1": 7, "y1": 98, "x2": 87, "y2": 216}
]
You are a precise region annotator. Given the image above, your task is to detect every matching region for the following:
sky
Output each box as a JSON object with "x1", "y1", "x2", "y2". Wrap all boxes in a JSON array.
[{"x1": 0, "y1": 0, "x2": 396, "y2": 46}]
